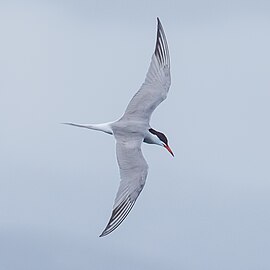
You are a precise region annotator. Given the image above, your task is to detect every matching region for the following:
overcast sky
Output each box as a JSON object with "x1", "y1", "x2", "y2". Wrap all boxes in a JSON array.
[{"x1": 1, "y1": 0, "x2": 270, "y2": 269}]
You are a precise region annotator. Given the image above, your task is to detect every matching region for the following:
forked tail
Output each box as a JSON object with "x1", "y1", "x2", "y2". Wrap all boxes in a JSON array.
[{"x1": 62, "y1": 122, "x2": 113, "y2": 135}]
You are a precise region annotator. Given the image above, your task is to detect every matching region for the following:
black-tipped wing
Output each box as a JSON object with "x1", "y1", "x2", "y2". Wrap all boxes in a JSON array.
[
  {"x1": 99, "y1": 18, "x2": 170, "y2": 237},
  {"x1": 122, "y1": 18, "x2": 171, "y2": 123},
  {"x1": 99, "y1": 139, "x2": 148, "y2": 237}
]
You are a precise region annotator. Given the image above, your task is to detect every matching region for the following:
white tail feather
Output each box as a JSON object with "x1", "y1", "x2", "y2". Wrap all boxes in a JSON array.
[{"x1": 62, "y1": 122, "x2": 113, "y2": 135}]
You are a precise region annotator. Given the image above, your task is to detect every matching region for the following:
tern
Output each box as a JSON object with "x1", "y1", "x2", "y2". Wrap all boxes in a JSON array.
[{"x1": 64, "y1": 18, "x2": 173, "y2": 237}]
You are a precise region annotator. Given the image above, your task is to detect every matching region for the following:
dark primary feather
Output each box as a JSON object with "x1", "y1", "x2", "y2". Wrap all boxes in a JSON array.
[
  {"x1": 155, "y1": 17, "x2": 170, "y2": 67},
  {"x1": 99, "y1": 197, "x2": 136, "y2": 237}
]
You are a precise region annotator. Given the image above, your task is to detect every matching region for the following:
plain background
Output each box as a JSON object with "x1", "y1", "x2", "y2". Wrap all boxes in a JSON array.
[{"x1": 1, "y1": 1, "x2": 270, "y2": 269}]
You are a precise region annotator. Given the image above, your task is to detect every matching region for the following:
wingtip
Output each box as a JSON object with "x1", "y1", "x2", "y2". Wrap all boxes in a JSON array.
[
  {"x1": 99, "y1": 228, "x2": 109, "y2": 237},
  {"x1": 157, "y1": 17, "x2": 161, "y2": 27},
  {"x1": 98, "y1": 198, "x2": 136, "y2": 237},
  {"x1": 99, "y1": 227, "x2": 112, "y2": 237},
  {"x1": 99, "y1": 233, "x2": 105, "y2": 238}
]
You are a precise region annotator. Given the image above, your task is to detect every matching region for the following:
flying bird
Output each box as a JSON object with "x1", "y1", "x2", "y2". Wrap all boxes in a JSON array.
[{"x1": 64, "y1": 18, "x2": 173, "y2": 237}]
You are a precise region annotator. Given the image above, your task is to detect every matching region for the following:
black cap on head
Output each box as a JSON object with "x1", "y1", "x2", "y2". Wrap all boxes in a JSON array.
[{"x1": 149, "y1": 128, "x2": 168, "y2": 145}]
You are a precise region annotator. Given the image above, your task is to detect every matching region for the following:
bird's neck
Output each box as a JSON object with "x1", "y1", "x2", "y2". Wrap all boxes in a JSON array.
[{"x1": 143, "y1": 130, "x2": 163, "y2": 146}]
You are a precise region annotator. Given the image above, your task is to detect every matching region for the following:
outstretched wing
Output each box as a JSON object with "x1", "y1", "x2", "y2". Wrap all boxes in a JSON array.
[
  {"x1": 99, "y1": 139, "x2": 148, "y2": 237},
  {"x1": 121, "y1": 17, "x2": 171, "y2": 123}
]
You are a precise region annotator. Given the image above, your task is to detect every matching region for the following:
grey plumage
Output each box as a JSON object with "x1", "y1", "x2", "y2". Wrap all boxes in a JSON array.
[
  {"x1": 64, "y1": 18, "x2": 172, "y2": 237},
  {"x1": 99, "y1": 18, "x2": 171, "y2": 237}
]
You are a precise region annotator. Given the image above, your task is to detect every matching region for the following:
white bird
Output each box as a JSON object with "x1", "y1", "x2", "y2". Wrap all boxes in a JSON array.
[{"x1": 64, "y1": 18, "x2": 173, "y2": 237}]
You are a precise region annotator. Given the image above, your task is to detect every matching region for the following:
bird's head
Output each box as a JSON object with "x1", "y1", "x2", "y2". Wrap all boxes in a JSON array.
[{"x1": 149, "y1": 128, "x2": 174, "y2": 156}]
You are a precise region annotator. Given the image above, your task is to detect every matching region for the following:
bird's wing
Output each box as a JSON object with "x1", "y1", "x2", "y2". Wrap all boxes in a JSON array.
[
  {"x1": 121, "y1": 18, "x2": 171, "y2": 123},
  {"x1": 99, "y1": 138, "x2": 148, "y2": 237}
]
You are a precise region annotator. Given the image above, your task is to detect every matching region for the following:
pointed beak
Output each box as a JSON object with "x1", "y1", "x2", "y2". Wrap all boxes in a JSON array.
[{"x1": 164, "y1": 144, "x2": 174, "y2": 157}]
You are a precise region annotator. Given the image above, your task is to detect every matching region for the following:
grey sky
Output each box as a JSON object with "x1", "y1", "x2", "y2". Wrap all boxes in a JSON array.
[{"x1": 1, "y1": 0, "x2": 270, "y2": 269}]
